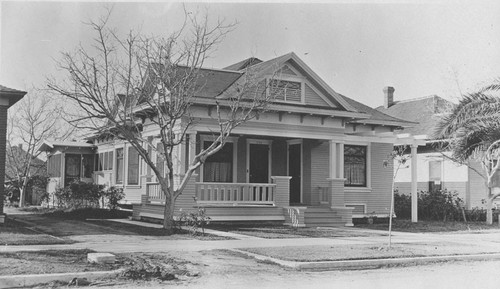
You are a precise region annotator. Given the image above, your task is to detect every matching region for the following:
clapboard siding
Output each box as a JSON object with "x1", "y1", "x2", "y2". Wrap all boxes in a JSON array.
[
  {"x1": 304, "y1": 84, "x2": 330, "y2": 107},
  {"x1": 468, "y1": 161, "x2": 487, "y2": 209},
  {"x1": 395, "y1": 182, "x2": 430, "y2": 195},
  {"x1": 309, "y1": 140, "x2": 330, "y2": 206},
  {"x1": 345, "y1": 143, "x2": 393, "y2": 215},
  {"x1": 121, "y1": 186, "x2": 143, "y2": 204}
]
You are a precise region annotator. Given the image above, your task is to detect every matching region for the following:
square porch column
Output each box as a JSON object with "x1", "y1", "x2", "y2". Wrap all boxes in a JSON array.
[{"x1": 328, "y1": 140, "x2": 346, "y2": 207}]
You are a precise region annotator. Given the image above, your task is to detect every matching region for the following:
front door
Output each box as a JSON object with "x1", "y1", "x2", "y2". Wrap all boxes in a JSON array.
[
  {"x1": 64, "y1": 154, "x2": 81, "y2": 186},
  {"x1": 288, "y1": 143, "x2": 302, "y2": 204},
  {"x1": 248, "y1": 143, "x2": 270, "y2": 183}
]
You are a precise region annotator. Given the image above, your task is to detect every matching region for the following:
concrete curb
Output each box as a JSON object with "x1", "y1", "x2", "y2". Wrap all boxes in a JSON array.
[
  {"x1": 0, "y1": 269, "x2": 124, "y2": 289},
  {"x1": 232, "y1": 249, "x2": 500, "y2": 271}
]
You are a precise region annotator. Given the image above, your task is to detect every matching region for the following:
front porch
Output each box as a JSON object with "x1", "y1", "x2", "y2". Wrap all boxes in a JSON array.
[{"x1": 133, "y1": 172, "x2": 354, "y2": 227}]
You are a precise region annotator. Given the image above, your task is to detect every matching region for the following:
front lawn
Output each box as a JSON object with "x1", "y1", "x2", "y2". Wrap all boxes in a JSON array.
[
  {"x1": 240, "y1": 241, "x2": 500, "y2": 262},
  {"x1": 356, "y1": 219, "x2": 500, "y2": 233},
  {"x1": 0, "y1": 218, "x2": 73, "y2": 245},
  {"x1": 208, "y1": 222, "x2": 386, "y2": 239}
]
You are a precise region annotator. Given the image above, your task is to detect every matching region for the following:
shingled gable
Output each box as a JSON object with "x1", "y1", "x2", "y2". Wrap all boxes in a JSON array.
[{"x1": 222, "y1": 52, "x2": 358, "y2": 112}]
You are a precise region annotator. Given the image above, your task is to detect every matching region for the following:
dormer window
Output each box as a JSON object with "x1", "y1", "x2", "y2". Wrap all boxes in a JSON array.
[{"x1": 269, "y1": 79, "x2": 304, "y2": 103}]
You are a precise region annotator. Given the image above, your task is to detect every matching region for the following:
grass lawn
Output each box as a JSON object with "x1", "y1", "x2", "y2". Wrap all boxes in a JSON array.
[
  {"x1": 241, "y1": 242, "x2": 500, "y2": 262},
  {"x1": 208, "y1": 223, "x2": 386, "y2": 239},
  {"x1": 0, "y1": 249, "x2": 122, "y2": 276},
  {"x1": 0, "y1": 218, "x2": 73, "y2": 245},
  {"x1": 356, "y1": 219, "x2": 500, "y2": 233}
]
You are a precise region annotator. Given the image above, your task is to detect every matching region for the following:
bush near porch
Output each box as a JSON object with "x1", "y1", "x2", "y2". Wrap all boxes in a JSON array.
[
  {"x1": 52, "y1": 180, "x2": 125, "y2": 210},
  {"x1": 393, "y1": 189, "x2": 499, "y2": 223}
]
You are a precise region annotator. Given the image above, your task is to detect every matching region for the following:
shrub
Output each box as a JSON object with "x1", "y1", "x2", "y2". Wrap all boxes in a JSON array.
[
  {"x1": 394, "y1": 189, "x2": 464, "y2": 221},
  {"x1": 176, "y1": 208, "x2": 211, "y2": 235},
  {"x1": 102, "y1": 187, "x2": 125, "y2": 210},
  {"x1": 394, "y1": 191, "x2": 411, "y2": 219},
  {"x1": 53, "y1": 181, "x2": 105, "y2": 209}
]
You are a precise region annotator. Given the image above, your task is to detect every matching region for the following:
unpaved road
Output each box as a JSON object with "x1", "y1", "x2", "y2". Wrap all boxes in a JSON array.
[{"x1": 89, "y1": 250, "x2": 500, "y2": 289}]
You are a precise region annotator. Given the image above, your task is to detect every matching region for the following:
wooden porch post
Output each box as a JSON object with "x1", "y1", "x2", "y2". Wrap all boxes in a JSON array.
[
  {"x1": 328, "y1": 140, "x2": 346, "y2": 207},
  {"x1": 411, "y1": 144, "x2": 418, "y2": 222}
]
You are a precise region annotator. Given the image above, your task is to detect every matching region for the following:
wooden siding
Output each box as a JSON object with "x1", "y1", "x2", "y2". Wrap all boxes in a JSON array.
[
  {"x1": 309, "y1": 140, "x2": 330, "y2": 206},
  {"x1": 135, "y1": 202, "x2": 284, "y2": 221},
  {"x1": 279, "y1": 65, "x2": 297, "y2": 76},
  {"x1": 345, "y1": 143, "x2": 393, "y2": 215},
  {"x1": 121, "y1": 186, "x2": 143, "y2": 204},
  {"x1": 468, "y1": 161, "x2": 487, "y2": 209},
  {"x1": 304, "y1": 84, "x2": 330, "y2": 107}
]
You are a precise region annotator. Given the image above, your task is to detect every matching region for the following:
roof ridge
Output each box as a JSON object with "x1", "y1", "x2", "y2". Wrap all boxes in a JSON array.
[{"x1": 395, "y1": 94, "x2": 445, "y2": 104}]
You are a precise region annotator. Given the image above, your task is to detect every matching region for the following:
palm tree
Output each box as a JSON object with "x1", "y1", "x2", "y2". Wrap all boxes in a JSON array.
[{"x1": 434, "y1": 80, "x2": 500, "y2": 224}]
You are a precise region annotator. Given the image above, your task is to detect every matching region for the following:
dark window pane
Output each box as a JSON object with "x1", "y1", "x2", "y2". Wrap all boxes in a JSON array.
[
  {"x1": 128, "y1": 147, "x2": 140, "y2": 185},
  {"x1": 203, "y1": 141, "x2": 233, "y2": 182},
  {"x1": 344, "y1": 145, "x2": 367, "y2": 187},
  {"x1": 116, "y1": 148, "x2": 124, "y2": 184}
]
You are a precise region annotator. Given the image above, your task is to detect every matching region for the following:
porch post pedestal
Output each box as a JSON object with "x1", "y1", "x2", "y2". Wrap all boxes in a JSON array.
[
  {"x1": 327, "y1": 177, "x2": 354, "y2": 227},
  {"x1": 327, "y1": 178, "x2": 345, "y2": 207},
  {"x1": 271, "y1": 176, "x2": 291, "y2": 208}
]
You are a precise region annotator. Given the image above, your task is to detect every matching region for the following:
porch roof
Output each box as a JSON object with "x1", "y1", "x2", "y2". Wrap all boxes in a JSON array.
[{"x1": 38, "y1": 140, "x2": 96, "y2": 152}]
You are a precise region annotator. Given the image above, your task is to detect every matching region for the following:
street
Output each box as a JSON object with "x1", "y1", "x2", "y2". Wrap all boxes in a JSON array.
[{"x1": 96, "y1": 251, "x2": 500, "y2": 289}]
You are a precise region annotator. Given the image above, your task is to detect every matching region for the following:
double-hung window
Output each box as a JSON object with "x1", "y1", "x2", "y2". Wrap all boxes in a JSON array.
[
  {"x1": 344, "y1": 145, "x2": 367, "y2": 187},
  {"x1": 116, "y1": 148, "x2": 124, "y2": 184},
  {"x1": 203, "y1": 141, "x2": 234, "y2": 183},
  {"x1": 127, "y1": 147, "x2": 140, "y2": 185}
]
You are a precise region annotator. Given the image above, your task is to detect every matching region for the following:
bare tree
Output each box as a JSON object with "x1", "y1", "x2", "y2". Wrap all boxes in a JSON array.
[
  {"x1": 6, "y1": 90, "x2": 72, "y2": 206},
  {"x1": 47, "y1": 11, "x2": 277, "y2": 233}
]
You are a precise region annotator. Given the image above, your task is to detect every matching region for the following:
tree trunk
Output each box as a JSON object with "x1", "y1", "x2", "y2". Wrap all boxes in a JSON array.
[
  {"x1": 162, "y1": 194, "x2": 176, "y2": 235},
  {"x1": 486, "y1": 187, "x2": 493, "y2": 225}
]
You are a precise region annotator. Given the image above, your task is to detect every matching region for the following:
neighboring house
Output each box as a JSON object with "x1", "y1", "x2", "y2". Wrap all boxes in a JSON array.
[
  {"x1": 0, "y1": 85, "x2": 27, "y2": 221},
  {"x1": 5, "y1": 144, "x2": 47, "y2": 205},
  {"x1": 376, "y1": 88, "x2": 487, "y2": 209},
  {"x1": 39, "y1": 52, "x2": 414, "y2": 227}
]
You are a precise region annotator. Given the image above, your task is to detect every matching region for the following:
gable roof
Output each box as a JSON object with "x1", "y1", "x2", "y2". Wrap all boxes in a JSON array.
[
  {"x1": 233, "y1": 52, "x2": 358, "y2": 112},
  {"x1": 376, "y1": 95, "x2": 454, "y2": 136},
  {"x1": 0, "y1": 84, "x2": 27, "y2": 108},
  {"x1": 38, "y1": 140, "x2": 96, "y2": 153},
  {"x1": 224, "y1": 57, "x2": 263, "y2": 71},
  {"x1": 342, "y1": 94, "x2": 416, "y2": 127}
]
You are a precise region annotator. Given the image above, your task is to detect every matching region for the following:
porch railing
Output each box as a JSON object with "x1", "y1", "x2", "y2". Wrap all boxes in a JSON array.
[
  {"x1": 195, "y1": 182, "x2": 276, "y2": 205},
  {"x1": 146, "y1": 183, "x2": 164, "y2": 202}
]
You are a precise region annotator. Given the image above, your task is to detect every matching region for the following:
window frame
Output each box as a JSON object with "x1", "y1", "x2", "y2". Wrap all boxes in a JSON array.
[
  {"x1": 267, "y1": 75, "x2": 305, "y2": 104},
  {"x1": 343, "y1": 143, "x2": 371, "y2": 190},
  {"x1": 127, "y1": 146, "x2": 140, "y2": 185},
  {"x1": 199, "y1": 135, "x2": 238, "y2": 183},
  {"x1": 115, "y1": 147, "x2": 124, "y2": 185}
]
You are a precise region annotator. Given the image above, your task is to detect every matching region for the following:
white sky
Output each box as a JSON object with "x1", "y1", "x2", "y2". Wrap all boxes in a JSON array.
[{"x1": 1, "y1": 1, "x2": 500, "y2": 108}]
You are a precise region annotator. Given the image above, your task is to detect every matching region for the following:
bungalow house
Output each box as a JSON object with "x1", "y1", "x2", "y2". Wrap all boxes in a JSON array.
[
  {"x1": 0, "y1": 85, "x2": 27, "y2": 222},
  {"x1": 376, "y1": 89, "x2": 487, "y2": 209},
  {"x1": 40, "y1": 52, "x2": 414, "y2": 227}
]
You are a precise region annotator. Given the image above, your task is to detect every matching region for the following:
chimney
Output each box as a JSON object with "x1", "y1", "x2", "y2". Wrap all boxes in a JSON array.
[{"x1": 383, "y1": 86, "x2": 395, "y2": 109}]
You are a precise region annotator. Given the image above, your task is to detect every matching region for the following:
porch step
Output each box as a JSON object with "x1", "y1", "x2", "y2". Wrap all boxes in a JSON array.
[{"x1": 304, "y1": 207, "x2": 344, "y2": 227}]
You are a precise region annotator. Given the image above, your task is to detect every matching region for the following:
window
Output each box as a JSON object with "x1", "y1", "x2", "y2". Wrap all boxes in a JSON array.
[
  {"x1": 82, "y1": 154, "x2": 94, "y2": 178},
  {"x1": 116, "y1": 148, "x2": 124, "y2": 184},
  {"x1": 156, "y1": 143, "x2": 165, "y2": 179},
  {"x1": 344, "y1": 145, "x2": 367, "y2": 187},
  {"x1": 269, "y1": 79, "x2": 302, "y2": 102},
  {"x1": 127, "y1": 147, "x2": 140, "y2": 185},
  {"x1": 96, "y1": 151, "x2": 113, "y2": 171},
  {"x1": 203, "y1": 141, "x2": 233, "y2": 182}
]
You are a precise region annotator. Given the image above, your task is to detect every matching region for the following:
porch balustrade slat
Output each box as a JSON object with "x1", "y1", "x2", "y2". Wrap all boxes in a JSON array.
[{"x1": 194, "y1": 182, "x2": 276, "y2": 205}]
